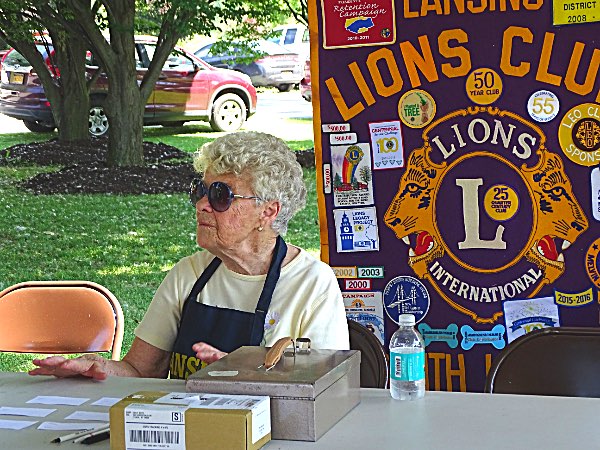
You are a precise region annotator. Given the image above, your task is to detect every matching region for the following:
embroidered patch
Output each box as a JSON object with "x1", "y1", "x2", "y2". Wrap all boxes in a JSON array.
[{"x1": 264, "y1": 311, "x2": 280, "y2": 331}]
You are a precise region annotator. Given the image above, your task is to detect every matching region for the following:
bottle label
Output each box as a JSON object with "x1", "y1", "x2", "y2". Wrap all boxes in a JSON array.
[{"x1": 390, "y1": 351, "x2": 425, "y2": 381}]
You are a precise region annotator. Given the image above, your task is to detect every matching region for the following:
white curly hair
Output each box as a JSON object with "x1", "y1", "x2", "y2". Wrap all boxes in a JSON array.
[{"x1": 193, "y1": 131, "x2": 307, "y2": 235}]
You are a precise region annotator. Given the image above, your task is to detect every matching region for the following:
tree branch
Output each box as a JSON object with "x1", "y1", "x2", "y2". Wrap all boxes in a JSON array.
[
  {"x1": 62, "y1": 0, "x2": 114, "y2": 71},
  {"x1": 36, "y1": 4, "x2": 85, "y2": 37},
  {"x1": 282, "y1": 0, "x2": 308, "y2": 26}
]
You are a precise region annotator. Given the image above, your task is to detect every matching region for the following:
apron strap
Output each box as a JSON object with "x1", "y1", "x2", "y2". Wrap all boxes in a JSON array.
[
  {"x1": 182, "y1": 236, "x2": 287, "y2": 347},
  {"x1": 186, "y1": 256, "x2": 222, "y2": 308},
  {"x1": 249, "y1": 235, "x2": 287, "y2": 345}
]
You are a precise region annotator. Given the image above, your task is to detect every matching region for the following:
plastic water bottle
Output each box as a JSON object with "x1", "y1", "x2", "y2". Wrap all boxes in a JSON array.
[{"x1": 389, "y1": 313, "x2": 425, "y2": 400}]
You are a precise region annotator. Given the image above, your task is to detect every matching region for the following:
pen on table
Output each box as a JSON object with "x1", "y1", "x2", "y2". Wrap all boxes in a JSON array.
[
  {"x1": 80, "y1": 430, "x2": 110, "y2": 445},
  {"x1": 73, "y1": 426, "x2": 111, "y2": 444},
  {"x1": 50, "y1": 424, "x2": 110, "y2": 444}
]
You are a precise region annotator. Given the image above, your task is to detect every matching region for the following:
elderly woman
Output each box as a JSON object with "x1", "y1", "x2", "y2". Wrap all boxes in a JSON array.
[{"x1": 29, "y1": 131, "x2": 349, "y2": 380}]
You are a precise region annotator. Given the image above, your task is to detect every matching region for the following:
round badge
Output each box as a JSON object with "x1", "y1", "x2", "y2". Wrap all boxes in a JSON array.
[
  {"x1": 483, "y1": 184, "x2": 519, "y2": 222},
  {"x1": 558, "y1": 103, "x2": 600, "y2": 167},
  {"x1": 585, "y1": 237, "x2": 600, "y2": 288},
  {"x1": 465, "y1": 68, "x2": 503, "y2": 105},
  {"x1": 527, "y1": 90, "x2": 560, "y2": 123},
  {"x1": 345, "y1": 145, "x2": 364, "y2": 163},
  {"x1": 398, "y1": 89, "x2": 436, "y2": 129},
  {"x1": 383, "y1": 276, "x2": 430, "y2": 324}
]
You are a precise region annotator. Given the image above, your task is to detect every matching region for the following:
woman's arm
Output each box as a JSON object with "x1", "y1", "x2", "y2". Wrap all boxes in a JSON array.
[{"x1": 29, "y1": 337, "x2": 171, "y2": 380}]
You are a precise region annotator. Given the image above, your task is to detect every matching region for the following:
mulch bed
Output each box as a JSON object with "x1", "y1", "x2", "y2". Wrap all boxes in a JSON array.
[{"x1": 0, "y1": 137, "x2": 315, "y2": 195}]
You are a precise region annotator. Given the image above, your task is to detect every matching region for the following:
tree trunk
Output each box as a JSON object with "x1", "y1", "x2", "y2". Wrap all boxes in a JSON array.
[
  {"x1": 102, "y1": 0, "x2": 144, "y2": 167},
  {"x1": 51, "y1": 34, "x2": 89, "y2": 142},
  {"x1": 8, "y1": 33, "x2": 90, "y2": 143},
  {"x1": 106, "y1": 75, "x2": 144, "y2": 167}
]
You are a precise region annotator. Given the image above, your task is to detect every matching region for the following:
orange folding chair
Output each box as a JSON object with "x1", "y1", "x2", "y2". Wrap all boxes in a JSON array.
[{"x1": 0, "y1": 280, "x2": 124, "y2": 360}]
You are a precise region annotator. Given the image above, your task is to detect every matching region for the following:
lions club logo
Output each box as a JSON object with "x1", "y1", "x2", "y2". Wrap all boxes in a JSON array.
[{"x1": 385, "y1": 107, "x2": 588, "y2": 323}]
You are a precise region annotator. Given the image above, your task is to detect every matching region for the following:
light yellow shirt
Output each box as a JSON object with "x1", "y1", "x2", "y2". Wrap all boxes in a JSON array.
[{"x1": 135, "y1": 247, "x2": 350, "y2": 352}]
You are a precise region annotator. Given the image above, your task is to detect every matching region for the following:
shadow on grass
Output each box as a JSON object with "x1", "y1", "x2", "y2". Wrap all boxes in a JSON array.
[
  {"x1": 143, "y1": 122, "x2": 215, "y2": 138},
  {"x1": 286, "y1": 117, "x2": 313, "y2": 123},
  {"x1": 0, "y1": 131, "x2": 58, "y2": 151},
  {"x1": 1, "y1": 121, "x2": 314, "y2": 157}
]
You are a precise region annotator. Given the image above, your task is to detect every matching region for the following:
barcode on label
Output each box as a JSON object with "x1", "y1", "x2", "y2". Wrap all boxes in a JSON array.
[
  {"x1": 129, "y1": 429, "x2": 180, "y2": 444},
  {"x1": 395, "y1": 356, "x2": 402, "y2": 378}
]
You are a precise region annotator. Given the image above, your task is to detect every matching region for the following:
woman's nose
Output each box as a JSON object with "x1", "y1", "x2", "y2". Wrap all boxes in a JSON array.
[{"x1": 195, "y1": 195, "x2": 212, "y2": 212}]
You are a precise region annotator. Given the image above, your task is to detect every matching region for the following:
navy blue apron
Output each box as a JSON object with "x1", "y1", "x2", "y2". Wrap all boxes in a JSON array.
[{"x1": 169, "y1": 236, "x2": 287, "y2": 379}]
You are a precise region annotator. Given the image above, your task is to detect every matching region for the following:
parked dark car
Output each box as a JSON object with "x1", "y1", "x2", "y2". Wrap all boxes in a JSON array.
[
  {"x1": 0, "y1": 36, "x2": 257, "y2": 136},
  {"x1": 195, "y1": 40, "x2": 302, "y2": 93}
]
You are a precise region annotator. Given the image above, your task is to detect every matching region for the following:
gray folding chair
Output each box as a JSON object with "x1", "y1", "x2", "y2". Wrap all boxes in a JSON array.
[
  {"x1": 485, "y1": 327, "x2": 600, "y2": 397},
  {"x1": 348, "y1": 319, "x2": 388, "y2": 388}
]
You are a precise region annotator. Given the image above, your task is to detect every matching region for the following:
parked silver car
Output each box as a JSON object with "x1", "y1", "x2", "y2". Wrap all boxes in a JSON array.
[
  {"x1": 196, "y1": 40, "x2": 302, "y2": 92},
  {"x1": 267, "y1": 24, "x2": 309, "y2": 59}
]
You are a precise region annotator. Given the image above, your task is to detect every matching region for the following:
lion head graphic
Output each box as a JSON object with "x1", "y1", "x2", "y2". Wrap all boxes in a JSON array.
[
  {"x1": 524, "y1": 151, "x2": 588, "y2": 283},
  {"x1": 385, "y1": 142, "x2": 588, "y2": 286},
  {"x1": 384, "y1": 107, "x2": 589, "y2": 322},
  {"x1": 384, "y1": 145, "x2": 445, "y2": 278}
]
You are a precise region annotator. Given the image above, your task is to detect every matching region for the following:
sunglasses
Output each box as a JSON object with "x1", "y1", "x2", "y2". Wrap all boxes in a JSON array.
[{"x1": 189, "y1": 178, "x2": 262, "y2": 212}]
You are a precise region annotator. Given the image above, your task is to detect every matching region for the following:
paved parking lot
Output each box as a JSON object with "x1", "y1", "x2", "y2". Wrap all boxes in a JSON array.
[
  {"x1": 246, "y1": 89, "x2": 314, "y2": 140},
  {"x1": 0, "y1": 114, "x2": 27, "y2": 133},
  {"x1": 0, "y1": 89, "x2": 314, "y2": 140}
]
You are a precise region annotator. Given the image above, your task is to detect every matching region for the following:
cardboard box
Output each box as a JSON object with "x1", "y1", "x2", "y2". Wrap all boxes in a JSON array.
[
  {"x1": 110, "y1": 391, "x2": 271, "y2": 450},
  {"x1": 186, "y1": 347, "x2": 361, "y2": 441}
]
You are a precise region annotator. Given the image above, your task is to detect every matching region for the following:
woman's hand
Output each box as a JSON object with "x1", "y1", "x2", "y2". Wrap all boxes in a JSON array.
[
  {"x1": 192, "y1": 342, "x2": 228, "y2": 365},
  {"x1": 29, "y1": 355, "x2": 108, "y2": 380}
]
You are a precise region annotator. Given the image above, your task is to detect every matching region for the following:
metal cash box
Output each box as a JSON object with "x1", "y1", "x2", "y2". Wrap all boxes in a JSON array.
[{"x1": 186, "y1": 342, "x2": 360, "y2": 441}]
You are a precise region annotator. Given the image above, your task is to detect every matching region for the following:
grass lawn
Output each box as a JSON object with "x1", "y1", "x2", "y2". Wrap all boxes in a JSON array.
[{"x1": 0, "y1": 120, "x2": 318, "y2": 372}]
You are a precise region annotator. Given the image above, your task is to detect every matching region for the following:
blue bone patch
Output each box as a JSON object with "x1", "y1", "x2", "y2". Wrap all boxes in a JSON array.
[
  {"x1": 460, "y1": 324, "x2": 506, "y2": 350},
  {"x1": 417, "y1": 323, "x2": 459, "y2": 348}
]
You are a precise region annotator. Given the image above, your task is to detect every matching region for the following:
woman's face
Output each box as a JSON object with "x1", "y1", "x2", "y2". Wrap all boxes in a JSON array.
[{"x1": 195, "y1": 171, "x2": 262, "y2": 252}]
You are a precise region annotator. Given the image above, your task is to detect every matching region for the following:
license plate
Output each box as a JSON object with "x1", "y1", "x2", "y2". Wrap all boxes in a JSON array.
[
  {"x1": 10, "y1": 72, "x2": 25, "y2": 84},
  {"x1": 281, "y1": 71, "x2": 293, "y2": 78}
]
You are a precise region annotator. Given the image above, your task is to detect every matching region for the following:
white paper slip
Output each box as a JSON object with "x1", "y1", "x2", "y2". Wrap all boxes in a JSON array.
[
  {"x1": 0, "y1": 419, "x2": 38, "y2": 430},
  {"x1": 27, "y1": 396, "x2": 89, "y2": 406},
  {"x1": 0, "y1": 406, "x2": 56, "y2": 417},
  {"x1": 64, "y1": 411, "x2": 109, "y2": 421},
  {"x1": 37, "y1": 421, "x2": 107, "y2": 431},
  {"x1": 91, "y1": 397, "x2": 121, "y2": 407},
  {"x1": 189, "y1": 394, "x2": 270, "y2": 410},
  {"x1": 155, "y1": 393, "x2": 200, "y2": 405}
]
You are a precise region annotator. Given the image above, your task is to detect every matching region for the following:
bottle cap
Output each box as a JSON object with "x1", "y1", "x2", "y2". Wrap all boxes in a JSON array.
[{"x1": 398, "y1": 313, "x2": 416, "y2": 326}]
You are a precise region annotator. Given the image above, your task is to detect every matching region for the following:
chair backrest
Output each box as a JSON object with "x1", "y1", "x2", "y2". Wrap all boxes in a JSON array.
[
  {"x1": 347, "y1": 319, "x2": 388, "y2": 388},
  {"x1": 485, "y1": 327, "x2": 600, "y2": 397},
  {"x1": 0, "y1": 280, "x2": 124, "y2": 360}
]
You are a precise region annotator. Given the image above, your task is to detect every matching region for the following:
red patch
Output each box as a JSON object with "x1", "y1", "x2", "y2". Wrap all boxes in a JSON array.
[
  {"x1": 538, "y1": 235, "x2": 558, "y2": 261},
  {"x1": 415, "y1": 231, "x2": 433, "y2": 256}
]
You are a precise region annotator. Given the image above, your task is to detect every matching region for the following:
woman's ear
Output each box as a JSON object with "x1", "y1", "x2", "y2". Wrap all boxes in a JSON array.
[{"x1": 261, "y1": 200, "x2": 281, "y2": 226}]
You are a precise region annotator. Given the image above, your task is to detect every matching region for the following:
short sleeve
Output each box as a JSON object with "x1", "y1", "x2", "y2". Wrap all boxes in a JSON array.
[{"x1": 134, "y1": 255, "x2": 200, "y2": 351}]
